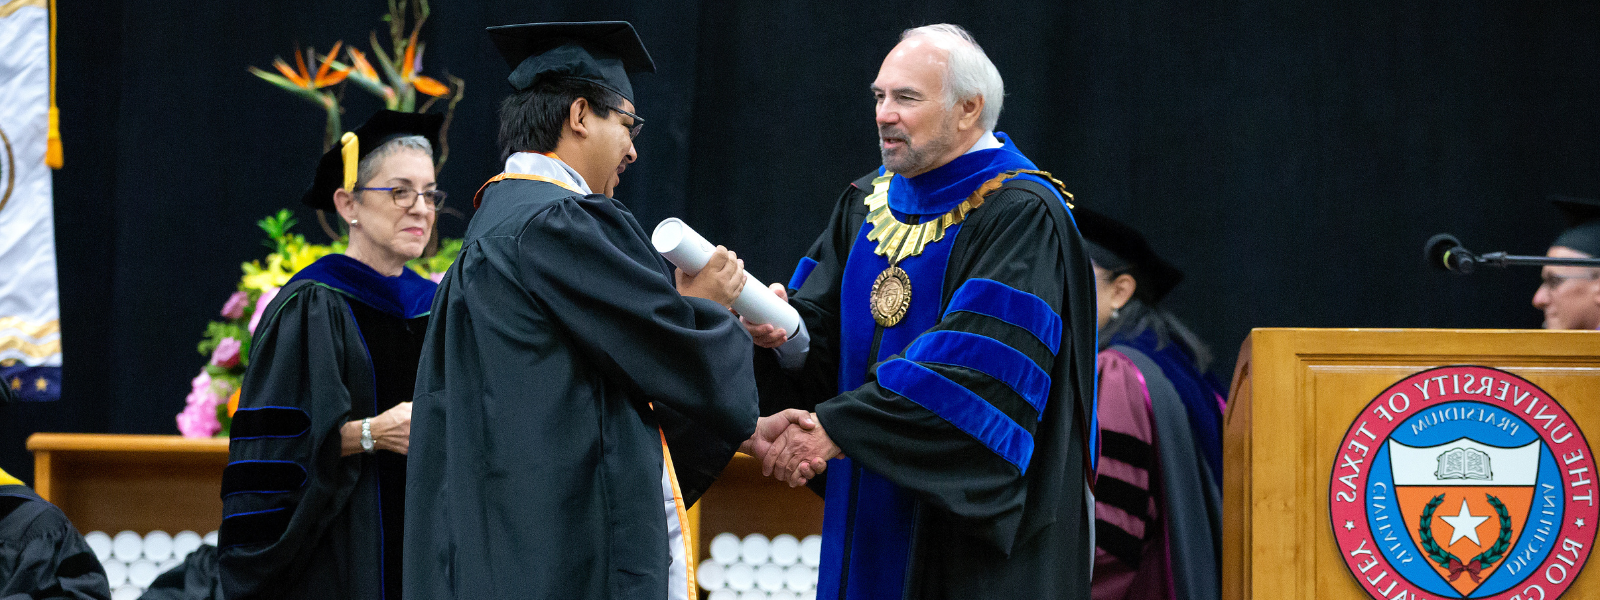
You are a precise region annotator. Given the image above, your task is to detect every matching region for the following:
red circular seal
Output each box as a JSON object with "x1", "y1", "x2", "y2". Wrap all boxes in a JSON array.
[{"x1": 1329, "y1": 365, "x2": 1596, "y2": 599}]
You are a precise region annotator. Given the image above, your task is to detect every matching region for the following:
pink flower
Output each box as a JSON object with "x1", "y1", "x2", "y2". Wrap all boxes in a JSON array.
[
  {"x1": 248, "y1": 286, "x2": 280, "y2": 334},
  {"x1": 190, "y1": 371, "x2": 212, "y2": 394},
  {"x1": 211, "y1": 337, "x2": 242, "y2": 369},
  {"x1": 221, "y1": 291, "x2": 251, "y2": 320},
  {"x1": 176, "y1": 403, "x2": 221, "y2": 438}
]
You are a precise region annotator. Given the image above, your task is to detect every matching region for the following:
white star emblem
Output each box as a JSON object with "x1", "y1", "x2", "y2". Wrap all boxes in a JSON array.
[
  {"x1": 1439, "y1": 499, "x2": 1490, "y2": 546},
  {"x1": 1578, "y1": 518, "x2": 1586, "y2": 528},
  {"x1": 1344, "y1": 520, "x2": 1355, "y2": 531}
]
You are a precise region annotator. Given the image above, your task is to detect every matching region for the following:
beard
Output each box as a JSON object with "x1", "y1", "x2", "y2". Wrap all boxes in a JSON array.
[{"x1": 879, "y1": 117, "x2": 961, "y2": 176}]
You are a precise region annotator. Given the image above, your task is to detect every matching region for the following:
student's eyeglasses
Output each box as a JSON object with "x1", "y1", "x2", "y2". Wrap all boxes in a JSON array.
[{"x1": 608, "y1": 105, "x2": 645, "y2": 139}]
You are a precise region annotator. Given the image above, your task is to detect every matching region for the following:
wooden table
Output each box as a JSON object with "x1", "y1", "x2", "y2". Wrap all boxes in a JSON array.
[
  {"x1": 27, "y1": 433, "x2": 824, "y2": 555},
  {"x1": 27, "y1": 433, "x2": 229, "y2": 534}
]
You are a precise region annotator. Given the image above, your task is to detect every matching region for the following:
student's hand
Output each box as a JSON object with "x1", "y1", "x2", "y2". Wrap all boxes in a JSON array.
[
  {"x1": 740, "y1": 409, "x2": 816, "y2": 458},
  {"x1": 764, "y1": 414, "x2": 840, "y2": 487},
  {"x1": 676, "y1": 246, "x2": 744, "y2": 309}
]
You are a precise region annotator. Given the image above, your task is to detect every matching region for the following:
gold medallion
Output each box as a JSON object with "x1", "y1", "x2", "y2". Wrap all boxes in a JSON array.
[{"x1": 870, "y1": 265, "x2": 912, "y2": 327}]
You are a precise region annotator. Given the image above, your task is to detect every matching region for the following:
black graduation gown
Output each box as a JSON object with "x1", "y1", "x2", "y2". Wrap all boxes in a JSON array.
[
  {"x1": 404, "y1": 178, "x2": 759, "y2": 599},
  {"x1": 218, "y1": 255, "x2": 433, "y2": 600},
  {"x1": 0, "y1": 484, "x2": 110, "y2": 600},
  {"x1": 757, "y1": 140, "x2": 1098, "y2": 599}
]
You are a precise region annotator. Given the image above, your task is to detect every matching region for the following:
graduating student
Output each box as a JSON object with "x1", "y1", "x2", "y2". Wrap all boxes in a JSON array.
[
  {"x1": 747, "y1": 24, "x2": 1099, "y2": 600},
  {"x1": 1532, "y1": 196, "x2": 1600, "y2": 330},
  {"x1": 404, "y1": 21, "x2": 771, "y2": 600},
  {"x1": 217, "y1": 110, "x2": 444, "y2": 600},
  {"x1": 1078, "y1": 208, "x2": 1224, "y2": 600},
  {"x1": 0, "y1": 381, "x2": 112, "y2": 600}
]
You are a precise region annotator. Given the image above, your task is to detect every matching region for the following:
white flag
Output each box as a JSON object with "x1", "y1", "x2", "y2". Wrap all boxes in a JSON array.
[{"x1": 0, "y1": 0, "x2": 62, "y2": 401}]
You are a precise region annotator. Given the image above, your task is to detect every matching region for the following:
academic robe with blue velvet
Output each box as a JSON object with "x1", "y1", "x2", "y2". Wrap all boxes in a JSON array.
[
  {"x1": 403, "y1": 177, "x2": 759, "y2": 599},
  {"x1": 218, "y1": 254, "x2": 435, "y2": 600},
  {"x1": 757, "y1": 133, "x2": 1099, "y2": 600}
]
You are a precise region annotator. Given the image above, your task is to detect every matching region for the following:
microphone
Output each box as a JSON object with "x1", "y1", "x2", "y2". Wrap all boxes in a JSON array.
[{"x1": 1424, "y1": 234, "x2": 1477, "y2": 274}]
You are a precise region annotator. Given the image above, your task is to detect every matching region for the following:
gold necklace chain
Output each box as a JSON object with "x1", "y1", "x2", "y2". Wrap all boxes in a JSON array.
[{"x1": 863, "y1": 169, "x2": 1072, "y2": 265}]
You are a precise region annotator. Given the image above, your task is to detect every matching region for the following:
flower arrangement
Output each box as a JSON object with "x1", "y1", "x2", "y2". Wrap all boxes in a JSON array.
[
  {"x1": 248, "y1": 0, "x2": 464, "y2": 157},
  {"x1": 177, "y1": 210, "x2": 460, "y2": 438}
]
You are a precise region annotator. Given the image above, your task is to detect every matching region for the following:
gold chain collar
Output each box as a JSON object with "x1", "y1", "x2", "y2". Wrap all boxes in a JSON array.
[{"x1": 863, "y1": 169, "x2": 1073, "y2": 265}]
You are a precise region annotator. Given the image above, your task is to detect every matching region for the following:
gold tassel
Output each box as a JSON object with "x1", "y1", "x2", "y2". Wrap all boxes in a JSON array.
[
  {"x1": 45, "y1": 107, "x2": 61, "y2": 169},
  {"x1": 44, "y1": 0, "x2": 61, "y2": 169},
  {"x1": 340, "y1": 132, "x2": 359, "y2": 191}
]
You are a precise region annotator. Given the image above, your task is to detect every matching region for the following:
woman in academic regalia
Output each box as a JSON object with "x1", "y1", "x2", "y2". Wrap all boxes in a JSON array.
[
  {"x1": 1081, "y1": 208, "x2": 1226, "y2": 600},
  {"x1": 213, "y1": 110, "x2": 444, "y2": 600}
]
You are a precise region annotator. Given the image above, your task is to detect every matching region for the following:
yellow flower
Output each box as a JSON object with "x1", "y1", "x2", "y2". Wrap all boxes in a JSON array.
[
  {"x1": 285, "y1": 241, "x2": 331, "y2": 274},
  {"x1": 241, "y1": 255, "x2": 292, "y2": 291}
]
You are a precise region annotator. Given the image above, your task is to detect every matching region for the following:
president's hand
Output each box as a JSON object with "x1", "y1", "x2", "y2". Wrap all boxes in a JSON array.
[
  {"x1": 743, "y1": 284, "x2": 790, "y2": 348},
  {"x1": 741, "y1": 409, "x2": 816, "y2": 458},
  {"x1": 764, "y1": 414, "x2": 840, "y2": 487},
  {"x1": 676, "y1": 246, "x2": 744, "y2": 309}
]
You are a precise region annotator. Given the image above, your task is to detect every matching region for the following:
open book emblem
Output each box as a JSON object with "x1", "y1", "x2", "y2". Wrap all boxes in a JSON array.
[{"x1": 1434, "y1": 446, "x2": 1491, "y2": 481}]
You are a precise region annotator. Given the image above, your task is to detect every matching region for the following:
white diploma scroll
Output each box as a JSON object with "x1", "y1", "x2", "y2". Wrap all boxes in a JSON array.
[{"x1": 652, "y1": 218, "x2": 802, "y2": 334}]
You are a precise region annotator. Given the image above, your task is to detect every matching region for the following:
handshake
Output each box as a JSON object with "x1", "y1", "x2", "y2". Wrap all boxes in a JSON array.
[{"x1": 738, "y1": 409, "x2": 842, "y2": 487}]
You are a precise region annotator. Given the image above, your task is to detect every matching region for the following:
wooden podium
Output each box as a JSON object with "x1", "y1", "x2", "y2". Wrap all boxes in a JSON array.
[{"x1": 1224, "y1": 328, "x2": 1600, "y2": 599}]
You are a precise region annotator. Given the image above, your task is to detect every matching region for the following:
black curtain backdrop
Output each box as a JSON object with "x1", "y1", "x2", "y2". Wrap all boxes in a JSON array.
[{"x1": 2, "y1": 1, "x2": 1596, "y2": 482}]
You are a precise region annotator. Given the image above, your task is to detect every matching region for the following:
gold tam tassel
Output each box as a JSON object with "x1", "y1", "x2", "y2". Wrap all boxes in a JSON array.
[{"x1": 340, "y1": 132, "x2": 359, "y2": 191}]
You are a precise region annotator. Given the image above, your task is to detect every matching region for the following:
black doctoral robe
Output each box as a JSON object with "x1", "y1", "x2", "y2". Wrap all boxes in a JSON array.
[
  {"x1": 404, "y1": 178, "x2": 759, "y2": 599},
  {"x1": 218, "y1": 255, "x2": 434, "y2": 600},
  {"x1": 757, "y1": 134, "x2": 1099, "y2": 599},
  {"x1": 0, "y1": 483, "x2": 110, "y2": 600}
]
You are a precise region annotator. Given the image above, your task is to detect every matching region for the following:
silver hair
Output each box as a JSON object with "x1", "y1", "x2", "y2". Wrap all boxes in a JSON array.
[
  {"x1": 900, "y1": 24, "x2": 1004, "y2": 131},
  {"x1": 355, "y1": 135, "x2": 434, "y2": 191}
]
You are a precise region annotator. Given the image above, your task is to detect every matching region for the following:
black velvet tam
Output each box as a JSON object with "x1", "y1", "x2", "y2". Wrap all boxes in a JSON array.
[
  {"x1": 1551, "y1": 195, "x2": 1600, "y2": 257},
  {"x1": 301, "y1": 110, "x2": 443, "y2": 211}
]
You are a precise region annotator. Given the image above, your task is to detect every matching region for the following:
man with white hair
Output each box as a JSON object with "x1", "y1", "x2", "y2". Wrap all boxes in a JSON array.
[{"x1": 745, "y1": 23, "x2": 1099, "y2": 599}]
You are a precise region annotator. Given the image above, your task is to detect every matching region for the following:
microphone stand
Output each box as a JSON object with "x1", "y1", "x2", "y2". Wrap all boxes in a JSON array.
[{"x1": 1473, "y1": 252, "x2": 1600, "y2": 269}]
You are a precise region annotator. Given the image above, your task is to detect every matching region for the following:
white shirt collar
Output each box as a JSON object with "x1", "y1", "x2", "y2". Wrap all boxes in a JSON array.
[
  {"x1": 964, "y1": 131, "x2": 1001, "y2": 155},
  {"x1": 503, "y1": 152, "x2": 592, "y2": 195}
]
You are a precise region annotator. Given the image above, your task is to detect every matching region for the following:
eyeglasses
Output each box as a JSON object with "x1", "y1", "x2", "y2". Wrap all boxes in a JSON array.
[
  {"x1": 608, "y1": 105, "x2": 645, "y2": 139},
  {"x1": 1539, "y1": 272, "x2": 1600, "y2": 290},
  {"x1": 354, "y1": 186, "x2": 448, "y2": 210}
]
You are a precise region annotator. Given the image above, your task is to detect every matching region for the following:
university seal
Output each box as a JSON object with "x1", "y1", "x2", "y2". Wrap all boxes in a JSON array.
[{"x1": 1330, "y1": 365, "x2": 1597, "y2": 599}]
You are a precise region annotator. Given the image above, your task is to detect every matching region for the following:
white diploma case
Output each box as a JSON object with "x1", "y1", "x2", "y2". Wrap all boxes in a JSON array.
[{"x1": 652, "y1": 218, "x2": 802, "y2": 334}]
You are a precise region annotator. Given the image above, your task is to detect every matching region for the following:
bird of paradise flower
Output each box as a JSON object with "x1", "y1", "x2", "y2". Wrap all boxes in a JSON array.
[
  {"x1": 246, "y1": 0, "x2": 463, "y2": 165},
  {"x1": 248, "y1": 41, "x2": 351, "y2": 151}
]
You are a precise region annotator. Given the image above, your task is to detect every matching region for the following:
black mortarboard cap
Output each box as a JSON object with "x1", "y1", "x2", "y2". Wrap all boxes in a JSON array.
[
  {"x1": 1551, "y1": 195, "x2": 1600, "y2": 257},
  {"x1": 1074, "y1": 207, "x2": 1185, "y2": 303},
  {"x1": 302, "y1": 110, "x2": 443, "y2": 211},
  {"x1": 487, "y1": 21, "x2": 656, "y2": 104}
]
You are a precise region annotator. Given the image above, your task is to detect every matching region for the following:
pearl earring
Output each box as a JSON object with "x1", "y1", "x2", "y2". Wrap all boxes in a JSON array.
[
  {"x1": 350, "y1": 219, "x2": 359, "y2": 225},
  {"x1": 1110, "y1": 307, "x2": 1121, "y2": 320}
]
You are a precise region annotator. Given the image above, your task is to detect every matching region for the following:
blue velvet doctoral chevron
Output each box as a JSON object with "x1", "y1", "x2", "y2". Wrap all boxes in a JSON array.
[
  {"x1": 788, "y1": 257, "x2": 819, "y2": 291},
  {"x1": 288, "y1": 254, "x2": 436, "y2": 320},
  {"x1": 903, "y1": 330, "x2": 1051, "y2": 418},
  {"x1": 877, "y1": 358, "x2": 1035, "y2": 471},
  {"x1": 944, "y1": 279, "x2": 1062, "y2": 355}
]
